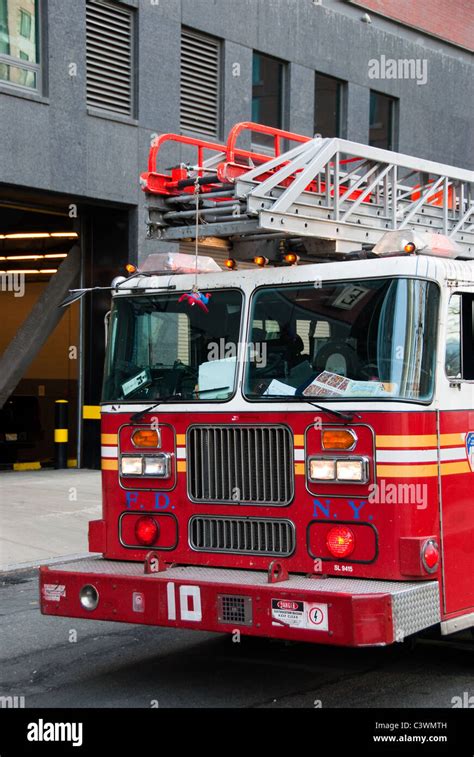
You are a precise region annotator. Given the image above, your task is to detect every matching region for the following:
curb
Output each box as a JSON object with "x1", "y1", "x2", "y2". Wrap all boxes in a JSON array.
[
  {"x1": 0, "y1": 552, "x2": 98, "y2": 575},
  {"x1": 0, "y1": 460, "x2": 78, "y2": 472}
]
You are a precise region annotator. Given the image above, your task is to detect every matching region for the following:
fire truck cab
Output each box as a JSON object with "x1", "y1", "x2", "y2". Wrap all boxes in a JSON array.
[{"x1": 40, "y1": 123, "x2": 474, "y2": 647}]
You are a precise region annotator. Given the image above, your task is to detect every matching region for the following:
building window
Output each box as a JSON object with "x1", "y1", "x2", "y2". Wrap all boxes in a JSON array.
[
  {"x1": 86, "y1": 0, "x2": 135, "y2": 117},
  {"x1": 314, "y1": 72, "x2": 343, "y2": 138},
  {"x1": 369, "y1": 91, "x2": 396, "y2": 150},
  {"x1": 252, "y1": 52, "x2": 285, "y2": 149},
  {"x1": 180, "y1": 29, "x2": 221, "y2": 138},
  {"x1": 20, "y1": 9, "x2": 32, "y2": 38},
  {"x1": 0, "y1": 0, "x2": 40, "y2": 91}
]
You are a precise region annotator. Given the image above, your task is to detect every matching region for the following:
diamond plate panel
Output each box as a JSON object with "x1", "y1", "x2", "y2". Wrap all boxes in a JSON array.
[{"x1": 391, "y1": 582, "x2": 440, "y2": 640}]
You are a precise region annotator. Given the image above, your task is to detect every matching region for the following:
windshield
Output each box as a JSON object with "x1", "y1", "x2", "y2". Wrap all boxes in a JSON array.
[
  {"x1": 244, "y1": 278, "x2": 439, "y2": 402},
  {"x1": 102, "y1": 290, "x2": 243, "y2": 402}
]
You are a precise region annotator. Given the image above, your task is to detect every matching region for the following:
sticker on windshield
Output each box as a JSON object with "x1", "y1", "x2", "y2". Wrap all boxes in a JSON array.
[
  {"x1": 332, "y1": 285, "x2": 369, "y2": 310},
  {"x1": 122, "y1": 369, "x2": 151, "y2": 397}
]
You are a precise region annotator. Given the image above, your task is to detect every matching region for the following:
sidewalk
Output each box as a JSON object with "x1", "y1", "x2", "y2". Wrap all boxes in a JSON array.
[{"x1": 0, "y1": 470, "x2": 101, "y2": 571}]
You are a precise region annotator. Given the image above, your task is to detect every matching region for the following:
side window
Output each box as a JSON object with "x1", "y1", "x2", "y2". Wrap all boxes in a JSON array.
[
  {"x1": 446, "y1": 295, "x2": 461, "y2": 378},
  {"x1": 446, "y1": 293, "x2": 474, "y2": 380}
]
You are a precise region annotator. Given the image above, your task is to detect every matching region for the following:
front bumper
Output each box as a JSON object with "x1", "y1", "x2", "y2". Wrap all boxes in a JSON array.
[{"x1": 40, "y1": 558, "x2": 440, "y2": 647}]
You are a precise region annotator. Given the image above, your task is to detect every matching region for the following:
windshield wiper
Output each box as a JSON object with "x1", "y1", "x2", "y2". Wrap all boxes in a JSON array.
[
  {"x1": 129, "y1": 385, "x2": 231, "y2": 424},
  {"x1": 130, "y1": 394, "x2": 182, "y2": 424},
  {"x1": 294, "y1": 396, "x2": 360, "y2": 423}
]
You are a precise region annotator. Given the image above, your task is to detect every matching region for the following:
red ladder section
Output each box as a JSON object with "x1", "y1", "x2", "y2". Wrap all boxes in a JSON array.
[{"x1": 140, "y1": 121, "x2": 368, "y2": 202}]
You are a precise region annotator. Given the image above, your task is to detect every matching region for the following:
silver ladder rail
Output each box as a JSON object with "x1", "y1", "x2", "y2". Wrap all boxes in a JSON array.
[{"x1": 149, "y1": 137, "x2": 474, "y2": 255}]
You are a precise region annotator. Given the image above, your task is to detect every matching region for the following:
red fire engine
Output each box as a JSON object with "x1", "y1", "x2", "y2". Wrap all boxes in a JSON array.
[{"x1": 40, "y1": 123, "x2": 474, "y2": 646}]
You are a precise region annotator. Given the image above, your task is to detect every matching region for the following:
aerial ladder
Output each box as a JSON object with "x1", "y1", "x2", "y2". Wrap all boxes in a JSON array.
[{"x1": 140, "y1": 121, "x2": 474, "y2": 260}]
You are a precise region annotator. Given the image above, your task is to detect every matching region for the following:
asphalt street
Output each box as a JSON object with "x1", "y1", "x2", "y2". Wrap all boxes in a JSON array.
[{"x1": 1, "y1": 568, "x2": 472, "y2": 709}]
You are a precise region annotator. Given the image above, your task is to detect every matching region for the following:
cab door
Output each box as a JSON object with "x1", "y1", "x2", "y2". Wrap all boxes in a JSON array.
[{"x1": 439, "y1": 291, "x2": 474, "y2": 615}]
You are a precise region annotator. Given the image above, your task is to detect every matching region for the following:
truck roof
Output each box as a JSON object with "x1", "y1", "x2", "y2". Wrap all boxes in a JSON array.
[{"x1": 115, "y1": 253, "x2": 474, "y2": 298}]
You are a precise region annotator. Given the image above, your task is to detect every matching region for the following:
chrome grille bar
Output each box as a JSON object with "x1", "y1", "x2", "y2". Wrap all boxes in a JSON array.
[
  {"x1": 189, "y1": 516, "x2": 295, "y2": 556},
  {"x1": 188, "y1": 425, "x2": 293, "y2": 505}
]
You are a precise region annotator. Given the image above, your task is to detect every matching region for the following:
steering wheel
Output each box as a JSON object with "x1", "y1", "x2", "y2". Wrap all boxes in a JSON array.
[{"x1": 314, "y1": 342, "x2": 362, "y2": 379}]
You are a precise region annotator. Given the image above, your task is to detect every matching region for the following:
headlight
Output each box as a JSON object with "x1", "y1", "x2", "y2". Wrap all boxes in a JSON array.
[
  {"x1": 309, "y1": 459, "x2": 336, "y2": 480},
  {"x1": 121, "y1": 454, "x2": 171, "y2": 478},
  {"x1": 121, "y1": 456, "x2": 143, "y2": 476},
  {"x1": 143, "y1": 454, "x2": 171, "y2": 478},
  {"x1": 308, "y1": 457, "x2": 368, "y2": 483},
  {"x1": 336, "y1": 459, "x2": 366, "y2": 481}
]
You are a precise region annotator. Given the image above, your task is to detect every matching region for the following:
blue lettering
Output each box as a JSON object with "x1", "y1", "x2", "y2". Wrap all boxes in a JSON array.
[
  {"x1": 154, "y1": 493, "x2": 171, "y2": 510},
  {"x1": 126, "y1": 491, "x2": 139, "y2": 509},
  {"x1": 313, "y1": 499, "x2": 330, "y2": 518},
  {"x1": 348, "y1": 500, "x2": 366, "y2": 520}
]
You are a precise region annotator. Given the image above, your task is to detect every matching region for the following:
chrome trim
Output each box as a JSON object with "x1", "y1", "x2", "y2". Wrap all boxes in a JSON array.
[
  {"x1": 421, "y1": 538, "x2": 440, "y2": 574},
  {"x1": 117, "y1": 422, "x2": 177, "y2": 492}
]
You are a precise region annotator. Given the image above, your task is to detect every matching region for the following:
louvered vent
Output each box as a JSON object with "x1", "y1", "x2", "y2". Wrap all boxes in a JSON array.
[
  {"x1": 86, "y1": 0, "x2": 134, "y2": 116},
  {"x1": 180, "y1": 30, "x2": 220, "y2": 137}
]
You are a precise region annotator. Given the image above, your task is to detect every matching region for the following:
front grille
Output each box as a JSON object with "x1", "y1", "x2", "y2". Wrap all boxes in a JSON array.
[
  {"x1": 188, "y1": 425, "x2": 293, "y2": 504},
  {"x1": 217, "y1": 595, "x2": 253, "y2": 626},
  {"x1": 189, "y1": 516, "x2": 295, "y2": 556}
]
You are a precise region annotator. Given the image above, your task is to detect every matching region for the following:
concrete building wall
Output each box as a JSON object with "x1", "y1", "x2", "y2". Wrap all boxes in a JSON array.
[{"x1": 0, "y1": 0, "x2": 473, "y2": 266}]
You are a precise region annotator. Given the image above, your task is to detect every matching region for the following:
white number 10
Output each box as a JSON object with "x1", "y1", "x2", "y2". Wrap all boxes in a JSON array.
[{"x1": 167, "y1": 583, "x2": 202, "y2": 622}]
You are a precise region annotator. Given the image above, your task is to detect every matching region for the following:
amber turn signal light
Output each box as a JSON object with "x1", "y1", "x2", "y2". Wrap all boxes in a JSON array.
[
  {"x1": 404, "y1": 242, "x2": 416, "y2": 253},
  {"x1": 131, "y1": 428, "x2": 160, "y2": 448},
  {"x1": 254, "y1": 256, "x2": 269, "y2": 267},
  {"x1": 283, "y1": 252, "x2": 299, "y2": 265},
  {"x1": 322, "y1": 429, "x2": 356, "y2": 450},
  {"x1": 224, "y1": 258, "x2": 237, "y2": 270},
  {"x1": 125, "y1": 263, "x2": 137, "y2": 274}
]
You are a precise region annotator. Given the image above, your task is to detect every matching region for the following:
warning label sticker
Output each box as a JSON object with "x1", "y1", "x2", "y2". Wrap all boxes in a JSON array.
[
  {"x1": 271, "y1": 599, "x2": 306, "y2": 628},
  {"x1": 271, "y1": 599, "x2": 329, "y2": 631},
  {"x1": 306, "y1": 603, "x2": 329, "y2": 631},
  {"x1": 43, "y1": 584, "x2": 66, "y2": 602}
]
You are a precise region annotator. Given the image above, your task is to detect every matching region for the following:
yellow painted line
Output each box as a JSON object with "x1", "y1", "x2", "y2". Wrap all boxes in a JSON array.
[
  {"x1": 176, "y1": 434, "x2": 186, "y2": 445},
  {"x1": 294, "y1": 462, "x2": 305, "y2": 475},
  {"x1": 376, "y1": 463, "x2": 438, "y2": 478},
  {"x1": 441, "y1": 461, "x2": 471, "y2": 476},
  {"x1": 101, "y1": 433, "x2": 118, "y2": 445},
  {"x1": 54, "y1": 429, "x2": 68, "y2": 443},
  {"x1": 83, "y1": 405, "x2": 101, "y2": 420},
  {"x1": 177, "y1": 461, "x2": 186, "y2": 473},
  {"x1": 13, "y1": 461, "x2": 41, "y2": 471},
  {"x1": 440, "y1": 433, "x2": 466, "y2": 446},
  {"x1": 376, "y1": 435, "x2": 437, "y2": 449},
  {"x1": 101, "y1": 459, "x2": 118, "y2": 471},
  {"x1": 294, "y1": 435, "x2": 304, "y2": 448}
]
